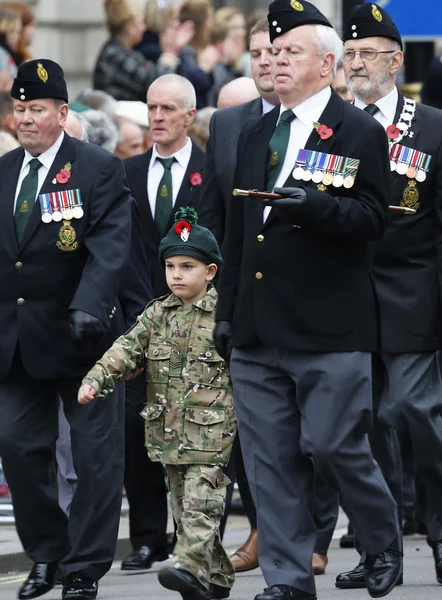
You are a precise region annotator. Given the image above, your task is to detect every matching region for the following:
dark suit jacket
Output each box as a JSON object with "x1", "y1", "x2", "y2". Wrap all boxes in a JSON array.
[
  {"x1": 216, "y1": 90, "x2": 390, "y2": 353},
  {"x1": 124, "y1": 142, "x2": 205, "y2": 297},
  {"x1": 371, "y1": 93, "x2": 442, "y2": 352},
  {"x1": 199, "y1": 97, "x2": 263, "y2": 246},
  {"x1": 0, "y1": 133, "x2": 132, "y2": 379}
]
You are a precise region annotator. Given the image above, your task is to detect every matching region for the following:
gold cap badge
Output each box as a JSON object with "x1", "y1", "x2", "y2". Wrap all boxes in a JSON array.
[
  {"x1": 372, "y1": 4, "x2": 383, "y2": 22},
  {"x1": 37, "y1": 62, "x2": 48, "y2": 83},
  {"x1": 290, "y1": 0, "x2": 304, "y2": 11}
]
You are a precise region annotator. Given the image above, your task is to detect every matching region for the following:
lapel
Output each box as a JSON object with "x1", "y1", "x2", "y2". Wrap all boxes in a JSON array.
[
  {"x1": 264, "y1": 90, "x2": 344, "y2": 228},
  {"x1": 0, "y1": 148, "x2": 25, "y2": 259},
  {"x1": 18, "y1": 133, "x2": 77, "y2": 252},
  {"x1": 166, "y1": 141, "x2": 202, "y2": 230}
]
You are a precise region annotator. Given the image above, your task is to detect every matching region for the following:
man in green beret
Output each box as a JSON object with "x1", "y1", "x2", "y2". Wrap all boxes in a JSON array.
[{"x1": 78, "y1": 208, "x2": 237, "y2": 600}]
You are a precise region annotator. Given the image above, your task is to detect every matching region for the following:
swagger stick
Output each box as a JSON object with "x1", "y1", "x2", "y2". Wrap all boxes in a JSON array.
[{"x1": 232, "y1": 188, "x2": 416, "y2": 215}]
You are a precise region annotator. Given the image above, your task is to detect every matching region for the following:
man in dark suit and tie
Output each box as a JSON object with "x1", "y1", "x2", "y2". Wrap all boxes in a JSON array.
[
  {"x1": 199, "y1": 19, "x2": 279, "y2": 246},
  {"x1": 333, "y1": 3, "x2": 442, "y2": 589},
  {"x1": 213, "y1": 2, "x2": 401, "y2": 599},
  {"x1": 0, "y1": 59, "x2": 131, "y2": 600},
  {"x1": 121, "y1": 73, "x2": 205, "y2": 571}
]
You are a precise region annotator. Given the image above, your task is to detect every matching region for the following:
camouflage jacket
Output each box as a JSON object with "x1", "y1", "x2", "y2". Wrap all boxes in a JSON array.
[{"x1": 83, "y1": 286, "x2": 236, "y2": 466}]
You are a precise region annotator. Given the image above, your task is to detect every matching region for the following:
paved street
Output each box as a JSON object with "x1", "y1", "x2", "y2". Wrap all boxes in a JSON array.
[{"x1": 0, "y1": 531, "x2": 440, "y2": 600}]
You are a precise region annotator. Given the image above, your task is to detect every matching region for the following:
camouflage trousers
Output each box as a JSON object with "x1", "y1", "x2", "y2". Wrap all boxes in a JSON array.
[{"x1": 167, "y1": 464, "x2": 236, "y2": 591}]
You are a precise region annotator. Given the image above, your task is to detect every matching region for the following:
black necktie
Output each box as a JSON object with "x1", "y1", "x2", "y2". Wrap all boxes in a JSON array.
[
  {"x1": 265, "y1": 110, "x2": 296, "y2": 191},
  {"x1": 364, "y1": 104, "x2": 380, "y2": 116}
]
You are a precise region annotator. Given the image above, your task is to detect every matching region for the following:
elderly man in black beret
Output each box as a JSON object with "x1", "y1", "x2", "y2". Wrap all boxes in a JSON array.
[
  {"x1": 0, "y1": 59, "x2": 132, "y2": 600},
  {"x1": 213, "y1": 1, "x2": 402, "y2": 598},
  {"x1": 331, "y1": 2, "x2": 442, "y2": 589}
]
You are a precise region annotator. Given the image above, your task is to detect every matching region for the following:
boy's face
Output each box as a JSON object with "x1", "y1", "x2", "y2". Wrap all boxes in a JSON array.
[{"x1": 165, "y1": 255, "x2": 217, "y2": 304}]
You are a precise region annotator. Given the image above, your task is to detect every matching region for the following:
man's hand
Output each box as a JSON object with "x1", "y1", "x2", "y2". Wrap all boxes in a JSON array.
[
  {"x1": 78, "y1": 384, "x2": 97, "y2": 405},
  {"x1": 264, "y1": 187, "x2": 307, "y2": 222},
  {"x1": 213, "y1": 321, "x2": 233, "y2": 362},
  {"x1": 69, "y1": 310, "x2": 107, "y2": 344}
]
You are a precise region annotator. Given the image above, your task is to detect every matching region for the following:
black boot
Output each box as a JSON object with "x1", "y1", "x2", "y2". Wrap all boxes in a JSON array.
[
  {"x1": 364, "y1": 549, "x2": 403, "y2": 598},
  {"x1": 158, "y1": 566, "x2": 212, "y2": 600},
  {"x1": 211, "y1": 583, "x2": 231, "y2": 598},
  {"x1": 254, "y1": 585, "x2": 316, "y2": 600}
]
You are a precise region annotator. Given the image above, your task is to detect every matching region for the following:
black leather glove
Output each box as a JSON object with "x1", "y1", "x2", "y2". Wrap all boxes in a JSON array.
[
  {"x1": 213, "y1": 321, "x2": 233, "y2": 362},
  {"x1": 69, "y1": 310, "x2": 108, "y2": 344},
  {"x1": 264, "y1": 187, "x2": 307, "y2": 222}
]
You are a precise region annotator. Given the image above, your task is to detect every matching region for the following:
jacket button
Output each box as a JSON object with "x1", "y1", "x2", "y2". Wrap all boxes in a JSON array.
[
  {"x1": 257, "y1": 235, "x2": 264, "y2": 242},
  {"x1": 15, "y1": 261, "x2": 23, "y2": 269},
  {"x1": 255, "y1": 272, "x2": 263, "y2": 280},
  {"x1": 17, "y1": 298, "x2": 25, "y2": 305},
  {"x1": 153, "y1": 349, "x2": 159, "y2": 356},
  {"x1": 205, "y1": 351, "x2": 212, "y2": 358}
]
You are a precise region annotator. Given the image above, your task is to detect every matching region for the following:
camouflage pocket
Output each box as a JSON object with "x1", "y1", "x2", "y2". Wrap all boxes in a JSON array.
[
  {"x1": 182, "y1": 406, "x2": 226, "y2": 452},
  {"x1": 142, "y1": 403, "x2": 165, "y2": 450},
  {"x1": 146, "y1": 343, "x2": 171, "y2": 384},
  {"x1": 188, "y1": 345, "x2": 225, "y2": 387}
]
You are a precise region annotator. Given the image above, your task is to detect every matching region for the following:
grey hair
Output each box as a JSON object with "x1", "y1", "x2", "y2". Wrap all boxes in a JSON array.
[
  {"x1": 148, "y1": 74, "x2": 197, "y2": 110},
  {"x1": 315, "y1": 24, "x2": 344, "y2": 78},
  {"x1": 81, "y1": 109, "x2": 119, "y2": 152},
  {"x1": 194, "y1": 106, "x2": 216, "y2": 131},
  {"x1": 0, "y1": 131, "x2": 19, "y2": 157},
  {"x1": 69, "y1": 111, "x2": 89, "y2": 142},
  {"x1": 76, "y1": 88, "x2": 118, "y2": 116}
]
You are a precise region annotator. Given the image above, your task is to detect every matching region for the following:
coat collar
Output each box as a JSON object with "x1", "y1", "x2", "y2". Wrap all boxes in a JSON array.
[{"x1": 161, "y1": 284, "x2": 217, "y2": 312}]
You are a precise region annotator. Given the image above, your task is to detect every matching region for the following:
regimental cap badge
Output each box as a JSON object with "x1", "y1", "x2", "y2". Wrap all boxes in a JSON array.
[
  {"x1": 372, "y1": 4, "x2": 383, "y2": 22},
  {"x1": 174, "y1": 207, "x2": 198, "y2": 242},
  {"x1": 291, "y1": 0, "x2": 304, "y2": 10},
  {"x1": 37, "y1": 62, "x2": 48, "y2": 83}
]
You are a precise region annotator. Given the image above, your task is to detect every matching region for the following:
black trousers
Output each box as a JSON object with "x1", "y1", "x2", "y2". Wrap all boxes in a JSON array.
[
  {"x1": 0, "y1": 354, "x2": 124, "y2": 580},
  {"x1": 124, "y1": 377, "x2": 168, "y2": 550},
  {"x1": 221, "y1": 433, "x2": 257, "y2": 539}
]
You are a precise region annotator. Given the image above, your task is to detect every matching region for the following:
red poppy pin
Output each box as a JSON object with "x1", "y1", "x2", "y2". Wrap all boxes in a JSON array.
[
  {"x1": 386, "y1": 124, "x2": 400, "y2": 140},
  {"x1": 313, "y1": 122, "x2": 334, "y2": 144},
  {"x1": 53, "y1": 162, "x2": 72, "y2": 184},
  {"x1": 174, "y1": 207, "x2": 198, "y2": 242},
  {"x1": 190, "y1": 172, "x2": 202, "y2": 187}
]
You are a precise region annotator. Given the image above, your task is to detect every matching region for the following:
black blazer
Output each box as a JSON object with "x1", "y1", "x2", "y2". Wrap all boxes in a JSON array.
[
  {"x1": 371, "y1": 93, "x2": 442, "y2": 352},
  {"x1": 216, "y1": 90, "x2": 390, "y2": 353},
  {"x1": 124, "y1": 142, "x2": 205, "y2": 297},
  {"x1": 0, "y1": 133, "x2": 132, "y2": 379},
  {"x1": 199, "y1": 97, "x2": 263, "y2": 246}
]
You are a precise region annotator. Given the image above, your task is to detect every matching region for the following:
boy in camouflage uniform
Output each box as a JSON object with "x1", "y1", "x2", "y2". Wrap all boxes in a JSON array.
[{"x1": 78, "y1": 208, "x2": 236, "y2": 600}]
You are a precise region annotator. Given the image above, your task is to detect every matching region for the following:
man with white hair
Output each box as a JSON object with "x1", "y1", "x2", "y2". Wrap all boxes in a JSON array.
[
  {"x1": 213, "y1": 1, "x2": 401, "y2": 599},
  {"x1": 121, "y1": 73, "x2": 205, "y2": 572},
  {"x1": 64, "y1": 110, "x2": 89, "y2": 142}
]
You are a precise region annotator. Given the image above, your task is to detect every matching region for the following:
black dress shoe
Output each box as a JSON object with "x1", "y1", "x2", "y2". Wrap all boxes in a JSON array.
[
  {"x1": 254, "y1": 585, "x2": 316, "y2": 600},
  {"x1": 158, "y1": 566, "x2": 212, "y2": 600},
  {"x1": 336, "y1": 554, "x2": 403, "y2": 591},
  {"x1": 429, "y1": 539, "x2": 442, "y2": 584},
  {"x1": 18, "y1": 562, "x2": 58, "y2": 599},
  {"x1": 62, "y1": 572, "x2": 98, "y2": 599},
  {"x1": 339, "y1": 533, "x2": 355, "y2": 548},
  {"x1": 364, "y1": 549, "x2": 403, "y2": 598},
  {"x1": 211, "y1": 583, "x2": 231, "y2": 598},
  {"x1": 121, "y1": 545, "x2": 169, "y2": 570}
]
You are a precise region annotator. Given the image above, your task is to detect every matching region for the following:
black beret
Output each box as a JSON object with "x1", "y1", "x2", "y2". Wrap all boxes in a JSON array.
[
  {"x1": 343, "y1": 3, "x2": 403, "y2": 50},
  {"x1": 159, "y1": 208, "x2": 222, "y2": 267},
  {"x1": 268, "y1": 0, "x2": 332, "y2": 43},
  {"x1": 11, "y1": 59, "x2": 68, "y2": 103}
]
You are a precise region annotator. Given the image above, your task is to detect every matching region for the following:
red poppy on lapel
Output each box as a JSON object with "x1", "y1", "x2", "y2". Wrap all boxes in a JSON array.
[
  {"x1": 316, "y1": 124, "x2": 334, "y2": 140},
  {"x1": 190, "y1": 172, "x2": 202, "y2": 186},
  {"x1": 55, "y1": 162, "x2": 72, "y2": 184},
  {"x1": 386, "y1": 124, "x2": 400, "y2": 140}
]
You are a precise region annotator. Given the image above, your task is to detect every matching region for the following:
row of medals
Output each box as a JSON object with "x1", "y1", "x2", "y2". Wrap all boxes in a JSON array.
[
  {"x1": 41, "y1": 205, "x2": 83, "y2": 224},
  {"x1": 291, "y1": 165, "x2": 355, "y2": 189}
]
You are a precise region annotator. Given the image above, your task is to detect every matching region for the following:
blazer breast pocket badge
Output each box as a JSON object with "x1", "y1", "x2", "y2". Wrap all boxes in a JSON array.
[{"x1": 38, "y1": 189, "x2": 84, "y2": 252}]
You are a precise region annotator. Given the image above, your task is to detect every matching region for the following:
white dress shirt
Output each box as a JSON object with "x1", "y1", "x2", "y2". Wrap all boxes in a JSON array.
[
  {"x1": 13, "y1": 131, "x2": 65, "y2": 213},
  {"x1": 262, "y1": 98, "x2": 276, "y2": 115},
  {"x1": 354, "y1": 86, "x2": 398, "y2": 129},
  {"x1": 264, "y1": 86, "x2": 332, "y2": 221},
  {"x1": 147, "y1": 138, "x2": 192, "y2": 218}
]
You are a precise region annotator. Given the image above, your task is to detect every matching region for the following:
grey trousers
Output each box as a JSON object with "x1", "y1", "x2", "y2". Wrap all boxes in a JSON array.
[
  {"x1": 56, "y1": 400, "x2": 77, "y2": 517},
  {"x1": 378, "y1": 352, "x2": 442, "y2": 541},
  {"x1": 230, "y1": 345, "x2": 399, "y2": 595}
]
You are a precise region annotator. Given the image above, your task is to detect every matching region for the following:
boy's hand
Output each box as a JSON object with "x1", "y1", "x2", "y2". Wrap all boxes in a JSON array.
[{"x1": 78, "y1": 384, "x2": 98, "y2": 405}]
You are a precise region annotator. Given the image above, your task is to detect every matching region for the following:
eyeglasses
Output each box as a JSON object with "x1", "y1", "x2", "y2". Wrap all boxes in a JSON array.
[{"x1": 343, "y1": 50, "x2": 396, "y2": 62}]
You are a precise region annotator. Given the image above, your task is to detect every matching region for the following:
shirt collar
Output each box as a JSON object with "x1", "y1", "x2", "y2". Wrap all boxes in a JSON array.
[
  {"x1": 161, "y1": 284, "x2": 218, "y2": 312},
  {"x1": 280, "y1": 86, "x2": 332, "y2": 127},
  {"x1": 150, "y1": 137, "x2": 192, "y2": 170},
  {"x1": 262, "y1": 98, "x2": 276, "y2": 115},
  {"x1": 21, "y1": 131, "x2": 65, "y2": 173},
  {"x1": 354, "y1": 87, "x2": 398, "y2": 124}
]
